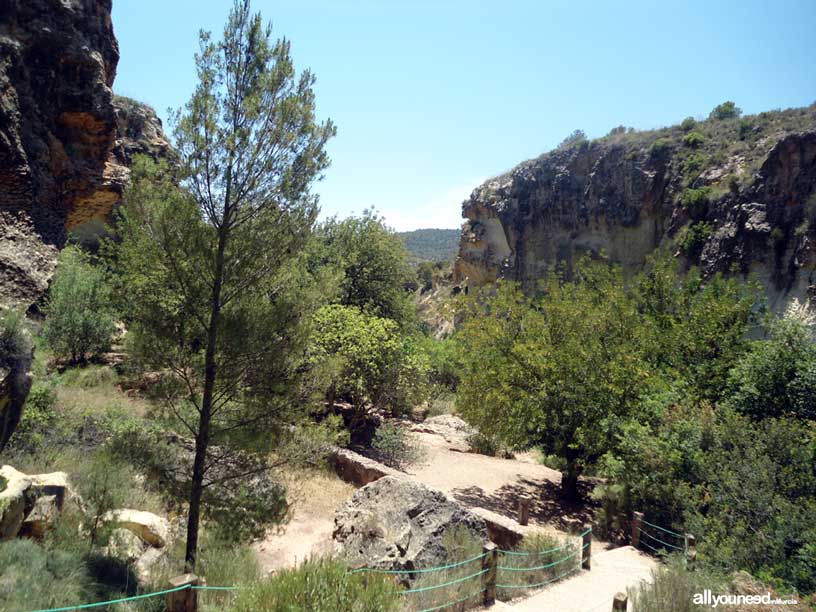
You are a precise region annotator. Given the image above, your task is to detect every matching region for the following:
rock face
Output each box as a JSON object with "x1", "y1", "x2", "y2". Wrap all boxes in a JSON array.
[
  {"x1": 0, "y1": 465, "x2": 71, "y2": 539},
  {"x1": 333, "y1": 476, "x2": 487, "y2": 575},
  {"x1": 455, "y1": 107, "x2": 816, "y2": 311},
  {"x1": 0, "y1": 331, "x2": 32, "y2": 453},
  {"x1": 0, "y1": 1, "x2": 173, "y2": 309}
]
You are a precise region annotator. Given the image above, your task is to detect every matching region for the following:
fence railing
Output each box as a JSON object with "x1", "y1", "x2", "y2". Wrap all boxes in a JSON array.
[
  {"x1": 32, "y1": 515, "x2": 706, "y2": 612},
  {"x1": 631, "y1": 511, "x2": 696, "y2": 565}
]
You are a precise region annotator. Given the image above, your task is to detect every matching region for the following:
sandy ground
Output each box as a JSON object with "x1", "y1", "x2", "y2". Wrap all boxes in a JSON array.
[{"x1": 252, "y1": 469, "x2": 356, "y2": 573}]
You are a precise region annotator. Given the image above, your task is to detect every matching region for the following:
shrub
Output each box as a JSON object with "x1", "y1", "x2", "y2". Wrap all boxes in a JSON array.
[
  {"x1": 649, "y1": 138, "x2": 672, "y2": 156},
  {"x1": 229, "y1": 558, "x2": 400, "y2": 612},
  {"x1": 680, "y1": 187, "x2": 711, "y2": 220},
  {"x1": 558, "y1": 129, "x2": 588, "y2": 149},
  {"x1": 607, "y1": 125, "x2": 627, "y2": 137},
  {"x1": 496, "y1": 532, "x2": 580, "y2": 599},
  {"x1": 371, "y1": 421, "x2": 425, "y2": 469},
  {"x1": 738, "y1": 118, "x2": 755, "y2": 140},
  {"x1": 628, "y1": 556, "x2": 726, "y2": 612},
  {"x1": 0, "y1": 539, "x2": 91, "y2": 611},
  {"x1": 8, "y1": 381, "x2": 58, "y2": 452},
  {"x1": 43, "y1": 246, "x2": 116, "y2": 364},
  {"x1": 678, "y1": 222, "x2": 712, "y2": 257},
  {"x1": 680, "y1": 152, "x2": 708, "y2": 180},
  {"x1": 0, "y1": 310, "x2": 31, "y2": 367},
  {"x1": 709, "y1": 100, "x2": 742, "y2": 120},
  {"x1": 466, "y1": 431, "x2": 511, "y2": 458},
  {"x1": 680, "y1": 116, "x2": 697, "y2": 132},
  {"x1": 681, "y1": 131, "x2": 705, "y2": 148}
]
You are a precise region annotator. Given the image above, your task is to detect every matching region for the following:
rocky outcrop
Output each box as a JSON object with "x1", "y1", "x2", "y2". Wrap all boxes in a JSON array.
[
  {"x1": 0, "y1": 465, "x2": 70, "y2": 539},
  {"x1": 455, "y1": 107, "x2": 816, "y2": 311},
  {"x1": 101, "y1": 508, "x2": 170, "y2": 547},
  {"x1": 0, "y1": 325, "x2": 32, "y2": 453},
  {"x1": 0, "y1": 1, "x2": 173, "y2": 309},
  {"x1": 333, "y1": 475, "x2": 487, "y2": 577}
]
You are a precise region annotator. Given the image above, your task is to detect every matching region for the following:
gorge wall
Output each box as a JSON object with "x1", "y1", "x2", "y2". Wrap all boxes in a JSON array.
[
  {"x1": 455, "y1": 106, "x2": 816, "y2": 311},
  {"x1": 0, "y1": 0, "x2": 171, "y2": 452},
  {"x1": 0, "y1": 0, "x2": 171, "y2": 310}
]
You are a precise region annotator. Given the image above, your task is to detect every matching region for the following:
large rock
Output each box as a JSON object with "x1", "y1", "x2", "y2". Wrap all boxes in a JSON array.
[
  {"x1": 19, "y1": 494, "x2": 58, "y2": 539},
  {"x1": 333, "y1": 476, "x2": 488, "y2": 576},
  {"x1": 410, "y1": 415, "x2": 476, "y2": 451},
  {"x1": 0, "y1": 465, "x2": 33, "y2": 539},
  {"x1": 332, "y1": 448, "x2": 404, "y2": 487},
  {"x1": 101, "y1": 509, "x2": 170, "y2": 548},
  {"x1": 455, "y1": 109, "x2": 816, "y2": 313},
  {"x1": 0, "y1": 338, "x2": 33, "y2": 453}
]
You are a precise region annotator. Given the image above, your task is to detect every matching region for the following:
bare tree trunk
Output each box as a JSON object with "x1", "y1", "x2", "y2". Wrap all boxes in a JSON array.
[
  {"x1": 561, "y1": 460, "x2": 582, "y2": 502},
  {"x1": 184, "y1": 212, "x2": 230, "y2": 572}
]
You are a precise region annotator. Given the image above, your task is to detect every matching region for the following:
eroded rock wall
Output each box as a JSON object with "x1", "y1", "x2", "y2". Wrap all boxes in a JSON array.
[
  {"x1": 0, "y1": 0, "x2": 172, "y2": 309},
  {"x1": 456, "y1": 111, "x2": 816, "y2": 311}
]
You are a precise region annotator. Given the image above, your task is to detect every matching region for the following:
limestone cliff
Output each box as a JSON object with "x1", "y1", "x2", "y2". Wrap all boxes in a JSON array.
[
  {"x1": 455, "y1": 105, "x2": 816, "y2": 310},
  {"x1": 0, "y1": 0, "x2": 172, "y2": 310}
]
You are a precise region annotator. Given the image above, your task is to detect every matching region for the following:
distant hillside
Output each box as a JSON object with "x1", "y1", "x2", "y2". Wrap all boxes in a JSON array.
[{"x1": 398, "y1": 228, "x2": 461, "y2": 263}]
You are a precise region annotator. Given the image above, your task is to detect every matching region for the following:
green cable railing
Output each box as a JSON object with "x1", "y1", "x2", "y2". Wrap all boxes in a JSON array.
[
  {"x1": 495, "y1": 527, "x2": 591, "y2": 593},
  {"x1": 29, "y1": 584, "x2": 192, "y2": 612},
  {"x1": 637, "y1": 517, "x2": 688, "y2": 556}
]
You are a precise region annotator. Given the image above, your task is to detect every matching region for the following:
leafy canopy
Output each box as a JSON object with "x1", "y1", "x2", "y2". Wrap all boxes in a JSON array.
[{"x1": 43, "y1": 246, "x2": 116, "y2": 364}]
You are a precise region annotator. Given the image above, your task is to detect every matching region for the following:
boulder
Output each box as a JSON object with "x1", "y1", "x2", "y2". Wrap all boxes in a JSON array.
[
  {"x1": 102, "y1": 509, "x2": 170, "y2": 548},
  {"x1": 135, "y1": 547, "x2": 167, "y2": 583},
  {"x1": 0, "y1": 466, "x2": 32, "y2": 539},
  {"x1": 410, "y1": 415, "x2": 476, "y2": 451},
  {"x1": 20, "y1": 495, "x2": 59, "y2": 539},
  {"x1": 470, "y1": 507, "x2": 525, "y2": 549},
  {"x1": 107, "y1": 528, "x2": 146, "y2": 561},
  {"x1": 331, "y1": 448, "x2": 404, "y2": 487},
  {"x1": 333, "y1": 476, "x2": 487, "y2": 577},
  {"x1": 28, "y1": 471, "x2": 71, "y2": 510}
]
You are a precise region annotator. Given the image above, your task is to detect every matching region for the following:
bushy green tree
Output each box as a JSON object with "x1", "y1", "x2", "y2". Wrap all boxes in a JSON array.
[
  {"x1": 111, "y1": 0, "x2": 334, "y2": 570},
  {"x1": 726, "y1": 317, "x2": 816, "y2": 420},
  {"x1": 310, "y1": 210, "x2": 418, "y2": 327},
  {"x1": 455, "y1": 263, "x2": 650, "y2": 500},
  {"x1": 42, "y1": 246, "x2": 116, "y2": 364},
  {"x1": 709, "y1": 100, "x2": 742, "y2": 120},
  {"x1": 632, "y1": 253, "x2": 758, "y2": 400},
  {"x1": 308, "y1": 304, "x2": 429, "y2": 435}
]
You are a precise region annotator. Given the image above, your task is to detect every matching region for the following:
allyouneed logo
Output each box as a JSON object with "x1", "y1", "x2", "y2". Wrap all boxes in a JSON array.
[{"x1": 693, "y1": 590, "x2": 799, "y2": 608}]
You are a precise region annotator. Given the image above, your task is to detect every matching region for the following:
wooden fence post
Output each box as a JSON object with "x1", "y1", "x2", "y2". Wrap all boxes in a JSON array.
[
  {"x1": 482, "y1": 542, "x2": 497, "y2": 607},
  {"x1": 631, "y1": 512, "x2": 644, "y2": 548},
  {"x1": 517, "y1": 499, "x2": 530, "y2": 526},
  {"x1": 167, "y1": 574, "x2": 199, "y2": 612},
  {"x1": 612, "y1": 592, "x2": 628, "y2": 611},
  {"x1": 685, "y1": 533, "x2": 696, "y2": 568},
  {"x1": 581, "y1": 524, "x2": 592, "y2": 570}
]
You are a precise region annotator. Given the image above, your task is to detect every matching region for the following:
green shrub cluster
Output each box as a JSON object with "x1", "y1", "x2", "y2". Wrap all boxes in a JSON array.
[
  {"x1": 43, "y1": 246, "x2": 117, "y2": 364},
  {"x1": 680, "y1": 187, "x2": 711, "y2": 220},
  {"x1": 681, "y1": 131, "x2": 705, "y2": 148},
  {"x1": 678, "y1": 221, "x2": 712, "y2": 257},
  {"x1": 229, "y1": 558, "x2": 399, "y2": 612}
]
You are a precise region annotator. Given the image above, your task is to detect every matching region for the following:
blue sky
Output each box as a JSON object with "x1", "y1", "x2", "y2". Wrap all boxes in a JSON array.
[{"x1": 113, "y1": 0, "x2": 816, "y2": 231}]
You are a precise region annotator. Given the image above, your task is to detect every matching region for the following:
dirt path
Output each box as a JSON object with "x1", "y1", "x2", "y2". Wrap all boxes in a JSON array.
[
  {"x1": 253, "y1": 423, "x2": 601, "y2": 575},
  {"x1": 252, "y1": 470, "x2": 355, "y2": 573},
  {"x1": 406, "y1": 430, "x2": 596, "y2": 533}
]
